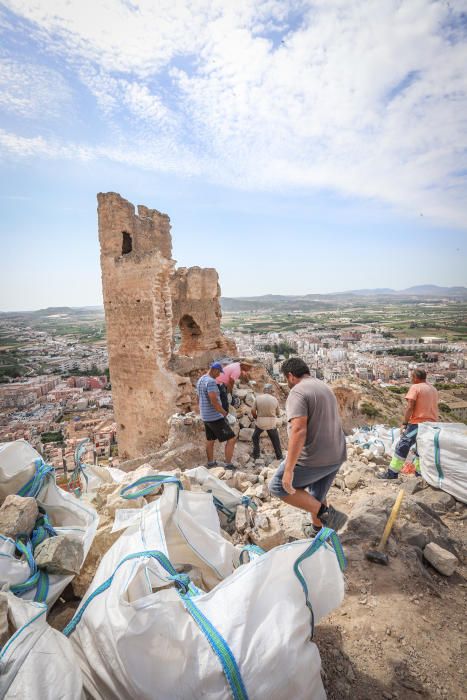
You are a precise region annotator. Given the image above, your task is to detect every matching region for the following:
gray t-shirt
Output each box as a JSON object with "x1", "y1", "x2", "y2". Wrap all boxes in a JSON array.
[{"x1": 286, "y1": 377, "x2": 346, "y2": 468}]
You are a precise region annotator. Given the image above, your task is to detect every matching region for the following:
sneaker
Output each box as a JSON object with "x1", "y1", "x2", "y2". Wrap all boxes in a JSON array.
[
  {"x1": 377, "y1": 469, "x2": 399, "y2": 480},
  {"x1": 319, "y1": 505, "x2": 348, "y2": 532},
  {"x1": 207, "y1": 461, "x2": 218, "y2": 467},
  {"x1": 224, "y1": 463, "x2": 237, "y2": 470},
  {"x1": 303, "y1": 524, "x2": 322, "y2": 538}
]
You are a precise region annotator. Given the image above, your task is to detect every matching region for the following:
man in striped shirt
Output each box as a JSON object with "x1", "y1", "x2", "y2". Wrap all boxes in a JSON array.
[{"x1": 196, "y1": 362, "x2": 237, "y2": 468}]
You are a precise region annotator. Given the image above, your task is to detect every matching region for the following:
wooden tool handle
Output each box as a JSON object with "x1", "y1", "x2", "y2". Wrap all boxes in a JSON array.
[{"x1": 378, "y1": 489, "x2": 404, "y2": 550}]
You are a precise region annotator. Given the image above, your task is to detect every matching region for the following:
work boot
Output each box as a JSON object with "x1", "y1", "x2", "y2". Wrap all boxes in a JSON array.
[
  {"x1": 319, "y1": 505, "x2": 348, "y2": 532},
  {"x1": 377, "y1": 469, "x2": 399, "y2": 480}
]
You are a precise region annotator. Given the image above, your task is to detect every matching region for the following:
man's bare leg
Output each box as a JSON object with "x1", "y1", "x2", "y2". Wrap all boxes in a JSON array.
[
  {"x1": 224, "y1": 437, "x2": 236, "y2": 464},
  {"x1": 206, "y1": 440, "x2": 215, "y2": 463},
  {"x1": 282, "y1": 488, "x2": 323, "y2": 526}
]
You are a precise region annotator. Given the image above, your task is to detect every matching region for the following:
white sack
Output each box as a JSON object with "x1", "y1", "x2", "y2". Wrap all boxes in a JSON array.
[
  {"x1": 349, "y1": 425, "x2": 400, "y2": 457},
  {"x1": 98, "y1": 481, "x2": 239, "y2": 593},
  {"x1": 417, "y1": 422, "x2": 467, "y2": 504},
  {"x1": 0, "y1": 440, "x2": 39, "y2": 502},
  {"x1": 0, "y1": 593, "x2": 83, "y2": 699},
  {"x1": 0, "y1": 441, "x2": 98, "y2": 607},
  {"x1": 68, "y1": 529, "x2": 345, "y2": 700}
]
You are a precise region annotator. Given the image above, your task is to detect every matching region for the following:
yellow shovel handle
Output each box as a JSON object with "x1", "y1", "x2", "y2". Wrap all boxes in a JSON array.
[{"x1": 378, "y1": 489, "x2": 404, "y2": 550}]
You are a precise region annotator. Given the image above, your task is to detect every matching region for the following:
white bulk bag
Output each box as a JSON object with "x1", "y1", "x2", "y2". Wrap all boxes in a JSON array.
[
  {"x1": 349, "y1": 426, "x2": 400, "y2": 457},
  {"x1": 0, "y1": 593, "x2": 83, "y2": 699},
  {"x1": 417, "y1": 423, "x2": 467, "y2": 504},
  {"x1": 106, "y1": 478, "x2": 239, "y2": 591},
  {"x1": 66, "y1": 528, "x2": 345, "y2": 700},
  {"x1": 374, "y1": 425, "x2": 401, "y2": 455},
  {"x1": 0, "y1": 440, "x2": 39, "y2": 501},
  {"x1": 68, "y1": 439, "x2": 126, "y2": 495},
  {"x1": 0, "y1": 440, "x2": 98, "y2": 607}
]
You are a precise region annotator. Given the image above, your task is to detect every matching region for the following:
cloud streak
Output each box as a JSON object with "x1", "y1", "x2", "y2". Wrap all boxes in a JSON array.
[{"x1": 1, "y1": 0, "x2": 466, "y2": 227}]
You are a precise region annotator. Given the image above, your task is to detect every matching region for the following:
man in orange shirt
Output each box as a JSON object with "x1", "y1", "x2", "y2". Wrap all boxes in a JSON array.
[{"x1": 378, "y1": 368, "x2": 439, "y2": 480}]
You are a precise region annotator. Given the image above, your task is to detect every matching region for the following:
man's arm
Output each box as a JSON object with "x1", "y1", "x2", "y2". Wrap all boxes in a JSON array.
[
  {"x1": 208, "y1": 391, "x2": 227, "y2": 417},
  {"x1": 402, "y1": 399, "x2": 416, "y2": 429},
  {"x1": 251, "y1": 401, "x2": 257, "y2": 420},
  {"x1": 282, "y1": 416, "x2": 307, "y2": 495}
]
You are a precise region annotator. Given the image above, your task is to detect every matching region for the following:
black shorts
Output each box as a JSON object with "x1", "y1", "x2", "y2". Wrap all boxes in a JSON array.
[{"x1": 204, "y1": 418, "x2": 235, "y2": 442}]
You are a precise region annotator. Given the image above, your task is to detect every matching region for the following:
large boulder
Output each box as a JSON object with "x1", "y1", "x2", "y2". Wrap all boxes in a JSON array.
[
  {"x1": 239, "y1": 428, "x2": 255, "y2": 442},
  {"x1": 413, "y1": 488, "x2": 456, "y2": 514},
  {"x1": 0, "y1": 495, "x2": 38, "y2": 539}
]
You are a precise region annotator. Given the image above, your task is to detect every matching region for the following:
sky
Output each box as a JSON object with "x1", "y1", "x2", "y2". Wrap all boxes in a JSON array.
[{"x1": 0, "y1": 0, "x2": 466, "y2": 311}]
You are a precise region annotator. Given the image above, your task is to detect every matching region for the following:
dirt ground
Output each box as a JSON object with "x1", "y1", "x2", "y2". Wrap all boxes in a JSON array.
[{"x1": 316, "y1": 477, "x2": 467, "y2": 700}]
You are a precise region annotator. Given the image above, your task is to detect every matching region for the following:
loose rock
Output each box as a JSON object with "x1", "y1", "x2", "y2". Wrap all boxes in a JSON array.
[
  {"x1": 423, "y1": 542, "x2": 458, "y2": 576},
  {"x1": 35, "y1": 535, "x2": 84, "y2": 576},
  {"x1": 0, "y1": 495, "x2": 38, "y2": 539},
  {"x1": 345, "y1": 470, "x2": 362, "y2": 490}
]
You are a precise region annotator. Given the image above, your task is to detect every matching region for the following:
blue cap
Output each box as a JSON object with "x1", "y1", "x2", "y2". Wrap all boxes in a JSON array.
[{"x1": 210, "y1": 362, "x2": 223, "y2": 371}]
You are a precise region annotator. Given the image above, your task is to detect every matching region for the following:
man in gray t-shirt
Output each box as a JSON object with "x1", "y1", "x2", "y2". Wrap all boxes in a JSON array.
[{"x1": 269, "y1": 357, "x2": 347, "y2": 536}]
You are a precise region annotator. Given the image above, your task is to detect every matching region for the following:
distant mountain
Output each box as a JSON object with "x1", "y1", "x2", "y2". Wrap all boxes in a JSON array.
[
  {"x1": 397, "y1": 285, "x2": 467, "y2": 296},
  {"x1": 0, "y1": 306, "x2": 104, "y2": 318},
  {"x1": 221, "y1": 285, "x2": 467, "y2": 311},
  {"x1": 344, "y1": 288, "x2": 395, "y2": 296}
]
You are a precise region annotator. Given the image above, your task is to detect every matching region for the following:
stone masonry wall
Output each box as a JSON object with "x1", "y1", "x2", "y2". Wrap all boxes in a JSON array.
[{"x1": 98, "y1": 192, "x2": 235, "y2": 460}]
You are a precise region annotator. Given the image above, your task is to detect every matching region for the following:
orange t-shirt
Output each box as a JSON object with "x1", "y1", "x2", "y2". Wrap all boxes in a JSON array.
[{"x1": 406, "y1": 383, "x2": 439, "y2": 423}]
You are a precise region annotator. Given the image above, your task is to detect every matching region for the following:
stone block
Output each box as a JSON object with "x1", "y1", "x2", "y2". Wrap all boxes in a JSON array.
[
  {"x1": 239, "y1": 416, "x2": 251, "y2": 428},
  {"x1": 35, "y1": 535, "x2": 84, "y2": 576},
  {"x1": 344, "y1": 470, "x2": 362, "y2": 490},
  {"x1": 209, "y1": 467, "x2": 225, "y2": 479},
  {"x1": 250, "y1": 519, "x2": 287, "y2": 550},
  {"x1": 0, "y1": 495, "x2": 38, "y2": 539},
  {"x1": 239, "y1": 428, "x2": 255, "y2": 442},
  {"x1": 255, "y1": 484, "x2": 270, "y2": 500},
  {"x1": 423, "y1": 542, "x2": 458, "y2": 576}
]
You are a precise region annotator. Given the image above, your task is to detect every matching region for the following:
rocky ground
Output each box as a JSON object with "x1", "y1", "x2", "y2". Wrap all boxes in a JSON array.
[{"x1": 47, "y1": 436, "x2": 466, "y2": 700}]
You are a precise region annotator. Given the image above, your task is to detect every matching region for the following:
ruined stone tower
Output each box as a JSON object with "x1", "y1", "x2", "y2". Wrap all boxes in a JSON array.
[{"x1": 98, "y1": 192, "x2": 236, "y2": 460}]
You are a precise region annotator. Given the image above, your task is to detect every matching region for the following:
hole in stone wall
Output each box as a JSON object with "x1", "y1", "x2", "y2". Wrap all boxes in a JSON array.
[
  {"x1": 122, "y1": 231, "x2": 132, "y2": 255},
  {"x1": 174, "y1": 314, "x2": 203, "y2": 354}
]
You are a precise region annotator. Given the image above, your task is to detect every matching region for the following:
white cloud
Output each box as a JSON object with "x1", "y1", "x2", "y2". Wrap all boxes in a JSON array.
[
  {"x1": 1, "y1": 0, "x2": 467, "y2": 227},
  {"x1": 0, "y1": 57, "x2": 72, "y2": 118}
]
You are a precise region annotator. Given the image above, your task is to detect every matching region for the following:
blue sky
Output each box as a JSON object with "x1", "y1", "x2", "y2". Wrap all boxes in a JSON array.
[{"x1": 1, "y1": 0, "x2": 466, "y2": 311}]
